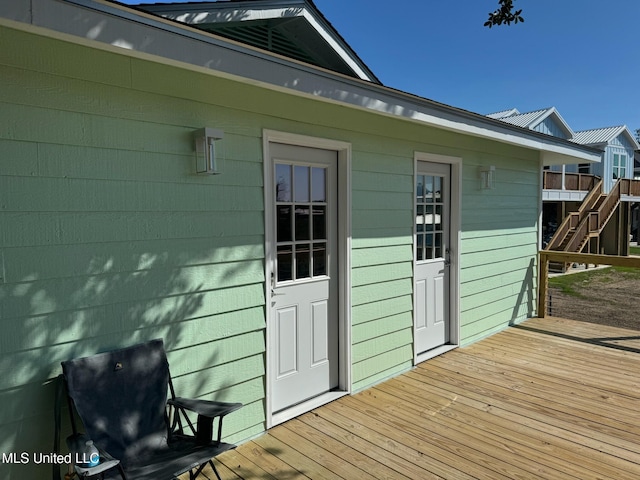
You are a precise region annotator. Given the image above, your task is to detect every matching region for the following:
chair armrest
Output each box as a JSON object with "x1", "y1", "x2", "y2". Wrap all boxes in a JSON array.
[
  {"x1": 168, "y1": 398, "x2": 242, "y2": 445},
  {"x1": 168, "y1": 397, "x2": 242, "y2": 418}
]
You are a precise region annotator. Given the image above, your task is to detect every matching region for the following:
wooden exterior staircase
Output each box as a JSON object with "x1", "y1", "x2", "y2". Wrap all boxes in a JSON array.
[{"x1": 545, "y1": 178, "x2": 640, "y2": 272}]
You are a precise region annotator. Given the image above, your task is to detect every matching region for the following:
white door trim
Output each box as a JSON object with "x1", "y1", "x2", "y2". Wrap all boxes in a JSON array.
[
  {"x1": 413, "y1": 152, "x2": 461, "y2": 364},
  {"x1": 263, "y1": 129, "x2": 352, "y2": 427}
]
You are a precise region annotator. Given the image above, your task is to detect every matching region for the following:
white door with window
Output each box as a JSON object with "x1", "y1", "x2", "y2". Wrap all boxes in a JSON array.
[
  {"x1": 414, "y1": 161, "x2": 451, "y2": 355},
  {"x1": 269, "y1": 143, "x2": 339, "y2": 413}
]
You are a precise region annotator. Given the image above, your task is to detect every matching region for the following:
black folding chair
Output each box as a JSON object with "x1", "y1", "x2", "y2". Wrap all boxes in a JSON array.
[{"x1": 55, "y1": 339, "x2": 242, "y2": 480}]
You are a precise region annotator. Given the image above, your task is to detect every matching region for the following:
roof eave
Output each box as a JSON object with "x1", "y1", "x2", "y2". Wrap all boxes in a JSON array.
[{"x1": 2, "y1": 0, "x2": 601, "y2": 167}]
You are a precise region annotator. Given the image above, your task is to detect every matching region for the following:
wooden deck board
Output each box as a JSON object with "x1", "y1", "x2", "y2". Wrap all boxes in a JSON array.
[{"x1": 191, "y1": 317, "x2": 640, "y2": 479}]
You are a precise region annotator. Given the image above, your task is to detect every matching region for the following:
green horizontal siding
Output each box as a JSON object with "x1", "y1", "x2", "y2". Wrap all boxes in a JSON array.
[
  {"x1": 352, "y1": 262, "x2": 413, "y2": 287},
  {"x1": 352, "y1": 312, "x2": 412, "y2": 344},
  {"x1": 0, "y1": 24, "x2": 276, "y2": 471},
  {"x1": 352, "y1": 244, "x2": 413, "y2": 268},
  {"x1": 351, "y1": 346, "x2": 413, "y2": 393},
  {"x1": 351, "y1": 295, "x2": 413, "y2": 326},
  {"x1": 0, "y1": 21, "x2": 551, "y2": 477},
  {"x1": 3, "y1": 238, "x2": 264, "y2": 282},
  {"x1": 350, "y1": 148, "x2": 414, "y2": 390},
  {"x1": 459, "y1": 149, "x2": 540, "y2": 344}
]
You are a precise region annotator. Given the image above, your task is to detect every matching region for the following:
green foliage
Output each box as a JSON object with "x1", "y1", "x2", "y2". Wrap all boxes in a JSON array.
[{"x1": 485, "y1": 0, "x2": 525, "y2": 28}]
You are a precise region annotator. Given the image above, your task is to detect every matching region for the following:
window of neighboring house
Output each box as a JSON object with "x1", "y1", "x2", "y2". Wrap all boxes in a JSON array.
[
  {"x1": 612, "y1": 153, "x2": 627, "y2": 179},
  {"x1": 578, "y1": 163, "x2": 590, "y2": 174}
]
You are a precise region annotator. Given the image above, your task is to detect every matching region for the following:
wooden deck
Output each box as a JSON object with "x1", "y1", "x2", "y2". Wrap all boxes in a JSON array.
[{"x1": 206, "y1": 317, "x2": 640, "y2": 479}]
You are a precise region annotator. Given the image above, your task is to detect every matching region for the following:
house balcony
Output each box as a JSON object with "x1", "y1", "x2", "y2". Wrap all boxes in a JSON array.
[{"x1": 542, "y1": 170, "x2": 599, "y2": 201}]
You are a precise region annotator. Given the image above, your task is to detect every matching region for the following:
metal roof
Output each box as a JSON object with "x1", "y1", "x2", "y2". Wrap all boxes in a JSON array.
[
  {"x1": 486, "y1": 108, "x2": 519, "y2": 119},
  {"x1": 571, "y1": 125, "x2": 640, "y2": 149},
  {"x1": 488, "y1": 107, "x2": 574, "y2": 139},
  {"x1": 497, "y1": 108, "x2": 550, "y2": 128}
]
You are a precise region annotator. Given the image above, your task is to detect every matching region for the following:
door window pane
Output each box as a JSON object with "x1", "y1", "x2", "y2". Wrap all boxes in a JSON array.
[
  {"x1": 416, "y1": 175, "x2": 425, "y2": 201},
  {"x1": 294, "y1": 166, "x2": 309, "y2": 202},
  {"x1": 425, "y1": 205, "x2": 434, "y2": 231},
  {"x1": 277, "y1": 206, "x2": 292, "y2": 242},
  {"x1": 312, "y1": 205, "x2": 326, "y2": 240},
  {"x1": 434, "y1": 205, "x2": 442, "y2": 230},
  {"x1": 434, "y1": 233, "x2": 442, "y2": 259},
  {"x1": 295, "y1": 206, "x2": 310, "y2": 241},
  {"x1": 433, "y1": 176, "x2": 442, "y2": 201},
  {"x1": 277, "y1": 245, "x2": 293, "y2": 282},
  {"x1": 312, "y1": 167, "x2": 326, "y2": 202},
  {"x1": 416, "y1": 234, "x2": 424, "y2": 261},
  {"x1": 296, "y1": 244, "x2": 311, "y2": 279},
  {"x1": 276, "y1": 164, "x2": 291, "y2": 202},
  {"x1": 424, "y1": 176, "x2": 434, "y2": 202},
  {"x1": 313, "y1": 244, "x2": 327, "y2": 276}
]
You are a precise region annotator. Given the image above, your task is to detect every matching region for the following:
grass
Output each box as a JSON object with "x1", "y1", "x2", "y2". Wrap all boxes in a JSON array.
[
  {"x1": 630, "y1": 245, "x2": 640, "y2": 256},
  {"x1": 548, "y1": 269, "x2": 604, "y2": 297},
  {"x1": 549, "y1": 265, "x2": 640, "y2": 297}
]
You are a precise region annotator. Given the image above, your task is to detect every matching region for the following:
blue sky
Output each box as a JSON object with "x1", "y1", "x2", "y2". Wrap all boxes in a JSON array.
[
  {"x1": 312, "y1": 0, "x2": 639, "y2": 133},
  {"x1": 125, "y1": 0, "x2": 639, "y2": 133}
]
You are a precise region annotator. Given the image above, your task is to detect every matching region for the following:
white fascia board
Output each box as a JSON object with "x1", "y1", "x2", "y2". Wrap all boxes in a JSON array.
[
  {"x1": 4, "y1": 0, "x2": 601, "y2": 166},
  {"x1": 621, "y1": 127, "x2": 640, "y2": 151},
  {"x1": 300, "y1": 9, "x2": 371, "y2": 81}
]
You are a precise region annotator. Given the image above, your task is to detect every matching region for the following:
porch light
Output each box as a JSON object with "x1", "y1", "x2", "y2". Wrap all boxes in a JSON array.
[
  {"x1": 194, "y1": 127, "x2": 224, "y2": 175},
  {"x1": 479, "y1": 165, "x2": 496, "y2": 190}
]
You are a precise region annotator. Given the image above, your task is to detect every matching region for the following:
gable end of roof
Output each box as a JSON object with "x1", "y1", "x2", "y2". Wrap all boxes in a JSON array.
[{"x1": 136, "y1": 0, "x2": 380, "y2": 83}]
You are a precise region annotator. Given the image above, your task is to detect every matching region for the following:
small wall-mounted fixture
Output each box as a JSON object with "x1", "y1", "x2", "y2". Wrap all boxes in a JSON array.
[
  {"x1": 194, "y1": 127, "x2": 224, "y2": 175},
  {"x1": 479, "y1": 165, "x2": 496, "y2": 190}
]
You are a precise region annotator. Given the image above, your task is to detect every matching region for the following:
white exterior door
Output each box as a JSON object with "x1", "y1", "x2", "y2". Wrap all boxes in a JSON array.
[
  {"x1": 414, "y1": 161, "x2": 451, "y2": 355},
  {"x1": 269, "y1": 143, "x2": 339, "y2": 413}
]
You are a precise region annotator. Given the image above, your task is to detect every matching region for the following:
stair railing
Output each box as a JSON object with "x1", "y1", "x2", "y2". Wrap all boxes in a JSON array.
[
  {"x1": 546, "y1": 178, "x2": 603, "y2": 251},
  {"x1": 562, "y1": 179, "x2": 625, "y2": 254},
  {"x1": 564, "y1": 214, "x2": 590, "y2": 253},
  {"x1": 595, "y1": 179, "x2": 622, "y2": 232}
]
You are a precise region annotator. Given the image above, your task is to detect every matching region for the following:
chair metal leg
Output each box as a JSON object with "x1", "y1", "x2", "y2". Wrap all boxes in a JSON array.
[{"x1": 208, "y1": 460, "x2": 222, "y2": 480}]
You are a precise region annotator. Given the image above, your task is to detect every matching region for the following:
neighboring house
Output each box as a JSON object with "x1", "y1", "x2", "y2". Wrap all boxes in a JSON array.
[
  {"x1": 487, "y1": 107, "x2": 574, "y2": 140},
  {"x1": 565, "y1": 126, "x2": 640, "y2": 255},
  {"x1": 572, "y1": 126, "x2": 639, "y2": 193},
  {"x1": 0, "y1": 1, "x2": 601, "y2": 477},
  {"x1": 632, "y1": 151, "x2": 640, "y2": 241},
  {"x1": 489, "y1": 108, "x2": 640, "y2": 255}
]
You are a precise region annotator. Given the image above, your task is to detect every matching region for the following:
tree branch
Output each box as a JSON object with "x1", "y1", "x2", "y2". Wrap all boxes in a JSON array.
[{"x1": 485, "y1": 0, "x2": 525, "y2": 28}]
